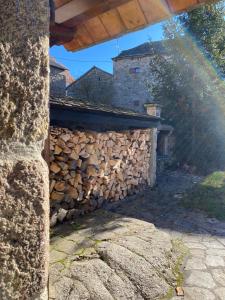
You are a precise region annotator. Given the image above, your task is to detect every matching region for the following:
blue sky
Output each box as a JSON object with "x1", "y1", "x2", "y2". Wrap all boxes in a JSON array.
[{"x1": 50, "y1": 22, "x2": 165, "y2": 79}]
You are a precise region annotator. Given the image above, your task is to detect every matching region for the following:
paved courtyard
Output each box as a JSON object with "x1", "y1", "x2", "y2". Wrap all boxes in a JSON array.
[{"x1": 50, "y1": 171, "x2": 225, "y2": 299}]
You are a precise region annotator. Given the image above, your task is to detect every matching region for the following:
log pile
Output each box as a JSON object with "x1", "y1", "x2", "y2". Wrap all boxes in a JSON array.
[{"x1": 50, "y1": 127, "x2": 152, "y2": 226}]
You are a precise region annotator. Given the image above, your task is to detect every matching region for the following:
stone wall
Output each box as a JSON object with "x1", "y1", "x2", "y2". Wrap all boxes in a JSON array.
[
  {"x1": 67, "y1": 67, "x2": 113, "y2": 105},
  {"x1": 50, "y1": 127, "x2": 154, "y2": 226},
  {"x1": 112, "y1": 56, "x2": 156, "y2": 113}
]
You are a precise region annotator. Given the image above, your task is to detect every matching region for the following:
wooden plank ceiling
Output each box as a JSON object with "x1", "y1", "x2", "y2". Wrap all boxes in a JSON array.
[{"x1": 51, "y1": 0, "x2": 213, "y2": 51}]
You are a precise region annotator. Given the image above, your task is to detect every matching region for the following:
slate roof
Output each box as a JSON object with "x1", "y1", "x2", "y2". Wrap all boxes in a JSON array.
[
  {"x1": 113, "y1": 39, "x2": 176, "y2": 60},
  {"x1": 50, "y1": 97, "x2": 160, "y2": 121},
  {"x1": 66, "y1": 66, "x2": 112, "y2": 89},
  {"x1": 50, "y1": 56, "x2": 68, "y2": 70},
  {"x1": 50, "y1": 97, "x2": 160, "y2": 131}
]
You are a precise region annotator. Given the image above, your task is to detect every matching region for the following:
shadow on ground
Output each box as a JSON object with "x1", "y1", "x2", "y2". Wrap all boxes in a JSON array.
[{"x1": 103, "y1": 171, "x2": 225, "y2": 238}]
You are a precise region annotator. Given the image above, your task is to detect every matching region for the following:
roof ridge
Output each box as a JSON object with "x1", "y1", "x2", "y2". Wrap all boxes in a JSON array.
[
  {"x1": 50, "y1": 96, "x2": 160, "y2": 121},
  {"x1": 66, "y1": 66, "x2": 112, "y2": 89},
  {"x1": 50, "y1": 56, "x2": 68, "y2": 70},
  {"x1": 113, "y1": 39, "x2": 176, "y2": 60}
]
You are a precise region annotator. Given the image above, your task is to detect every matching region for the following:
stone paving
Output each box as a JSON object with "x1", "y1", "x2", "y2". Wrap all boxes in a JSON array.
[
  {"x1": 50, "y1": 171, "x2": 225, "y2": 299},
  {"x1": 105, "y1": 171, "x2": 225, "y2": 300},
  {"x1": 49, "y1": 210, "x2": 183, "y2": 300}
]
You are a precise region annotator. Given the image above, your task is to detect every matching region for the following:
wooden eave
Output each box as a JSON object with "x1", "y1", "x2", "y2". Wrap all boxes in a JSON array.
[{"x1": 51, "y1": 0, "x2": 216, "y2": 51}]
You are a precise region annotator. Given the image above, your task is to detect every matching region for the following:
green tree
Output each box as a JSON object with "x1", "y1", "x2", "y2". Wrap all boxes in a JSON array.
[
  {"x1": 179, "y1": 1, "x2": 225, "y2": 73},
  {"x1": 148, "y1": 1, "x2": 225, "y2": 173}
]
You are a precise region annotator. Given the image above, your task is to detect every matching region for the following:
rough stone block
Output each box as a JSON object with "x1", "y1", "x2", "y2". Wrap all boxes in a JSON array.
[
  {"x1": 0, "y1": 1, "x2": 49, "y2": 145},
  {"x1": 0, "y1": 159, "x2": 49, "y2": 300}
]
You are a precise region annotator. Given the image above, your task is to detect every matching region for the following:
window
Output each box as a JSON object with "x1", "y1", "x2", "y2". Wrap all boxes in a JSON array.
[
  {"x1": 129, "y1": 67, "x2": 141, "y2": 74},
  {"x1": 134, "y1": 100, "x2": 140, "y2": 106}
]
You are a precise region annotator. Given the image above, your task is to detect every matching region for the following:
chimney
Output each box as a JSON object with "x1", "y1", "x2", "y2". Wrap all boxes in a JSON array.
[{"x1": 144, "y1": 103, "x2": 162, "y2": 117}]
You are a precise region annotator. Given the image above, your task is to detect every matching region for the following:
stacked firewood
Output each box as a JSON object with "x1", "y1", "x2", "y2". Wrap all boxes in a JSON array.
[{"x1": 50, "y1": 127, "x2": 152, "y2": 226}]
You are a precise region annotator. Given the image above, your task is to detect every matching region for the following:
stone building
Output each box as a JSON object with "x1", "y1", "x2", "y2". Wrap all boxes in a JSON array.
[
  {"x1": 67, "y1": 66, "x2": 113, "y2": 105},
  {"x1": 112, "y1": 41, "x2": 170, "y2": 113},
  {"x1": 50, "y1": 57, "x2": 74, "y2": 97}
]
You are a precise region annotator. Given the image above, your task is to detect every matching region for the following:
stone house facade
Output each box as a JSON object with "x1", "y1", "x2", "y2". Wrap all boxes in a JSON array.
[
  {"x1": 112, "y1": 55, "x2": 154, "y2": 113},
  {"x1": 112, "y1": 41, "x2": 170, "y2": 113},
  {"x1": 67, "y1": 66, "x2": 113, "y2": 105},
  {"x1": 50, "y1": 57, "x2": 74, "y2": 97}
]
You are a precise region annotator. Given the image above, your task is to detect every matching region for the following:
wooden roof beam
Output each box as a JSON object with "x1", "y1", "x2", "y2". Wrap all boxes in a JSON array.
[
  {"x1": 55, "y1": 0, "x2": 99, "y2": 24},
  {"x1": 55, "y1": 0, "x2": 133, "y2": 25},
  {"x1": 51, "y1": 0, "x2": 219, "y2": 51},
  {"x1": 50, "y1": 23, "x2": 76, "y2": 46}
]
